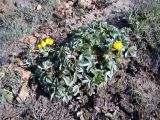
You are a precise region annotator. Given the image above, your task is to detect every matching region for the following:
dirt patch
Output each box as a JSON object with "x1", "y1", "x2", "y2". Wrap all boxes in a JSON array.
[{"x1": 0, "y1": 0, "x2": 160, "y2": 120}]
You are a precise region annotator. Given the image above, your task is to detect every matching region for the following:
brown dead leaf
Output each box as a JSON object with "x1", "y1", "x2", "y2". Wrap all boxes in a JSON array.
[
  {"x1": 23, "y1": 35, "x2": 36, "y2": 44},
  {"x1": 15, "y1": 58, "x2": 23, "y2": 66},
  {"x1": 15, "y1": 67, "x2": 31, "y2": 82},
  {"x1": 15, "y1": 67, "x2": 31, "y2": 103},
  {"x1": 10, "y1": 118, "x2": 16, "y2": 120},
  {"x1": 16, "y1": 83, "x2": 30, "y2": 103}
]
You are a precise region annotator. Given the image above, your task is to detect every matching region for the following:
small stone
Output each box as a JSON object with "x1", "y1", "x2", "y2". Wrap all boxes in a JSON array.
[
  {"x1": 78, "y1": 0, "x2": 92, "y2": 8},
  {"x1": 64, "y1": 3, "x2": 70, "y2": 9},
  {"x1": 34, "y1": 33, "x2": 41, "y2": 38},
  {"x1": 36, "y1": 4, "x2": 42, "y2": 11},
  {"x1": 0, "y1": 56, "x2": 9, "y2": 67},
  {"x1": 120, "y1": 100, "x2": 134, "y2": 114},
  {"x1": 68, "y1": 1, "x2": 74, "y2": 6},
  {"x1": 23, "y1": 35, "x2": 36, "y2": 44},
  {"x1": 94, "y1": 106, "x2": 100, "y2": 112},
  {"x1": 77, "y1": 110, "x2": 83, "y2": 117},
  {"x1": 15, "y1": 0, "x2": 32, "y2": 9}
]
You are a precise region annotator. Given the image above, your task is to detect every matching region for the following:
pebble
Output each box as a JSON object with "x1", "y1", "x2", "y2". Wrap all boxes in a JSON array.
[
  {"x1": 0, "y1": 56, "x2": 8, "y2": 67},
  {"x1": 36, "y1": 4, "x2": 42, "y2": 11},
  {"x1": 15, "y1": 0, "x2": 32, "y2": 9}
]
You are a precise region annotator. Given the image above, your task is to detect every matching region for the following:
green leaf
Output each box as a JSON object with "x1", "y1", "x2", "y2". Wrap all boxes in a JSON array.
[
  {"x1": 125, "y1": 46, "x2": 137, "y2": 57},
  {"x1": 105, "y1": 59, "x2": 117, "y2": 71},
  {"x1": 43, "y1": 76, "x2": 52, "y2": 84},
  {"x1": 105, "y1": 72, "x2": 108, "y2": 82},
  {"x1": 106, "y1": 70, "x2": 114, "y2": 78},
  {"x1": 78, "y1": 54, "x2": 95, "y2": 73},
  {"x1": 122, "y1": 38, "x2": 129, "y2": 46},
  {"x1": 63, "y1": 76, "x2": 73, "y2": 87},
  {"x1": 85, "y1": 75, "x2": 93, "y2": 88},
  {"x1": 79, "y1": 55, "x2": 90, "y2": 67},
  {"x1": 92, "y1": 70, "x2": 105, "y2": 85},
  {"x1": 72, "y1": 85, "x2": 80, "y2": 96},
  {"x1": 82, "y1": 79, "x2": 90, "y2": 84},
  {"x1": 73, "y1": 71, "x2": 78, "y2": 83},
  {"x1": 62, "y1": 93, "x2": 72, "y2": 103},
  {"x1": 77, "y1": 73, "x2": 83, "y2": 79},
  {"x1": 63, "y1": 71, "x2": 77, "y2": 87},
  {"x1": 42, "y1": 60, "x2": 52, "y2": 70}
]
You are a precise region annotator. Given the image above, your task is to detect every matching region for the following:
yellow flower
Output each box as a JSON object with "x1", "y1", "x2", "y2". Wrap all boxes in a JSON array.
[
  {"x1": 38, "y1": 44, "x2": 42, "y2": 49},
  {"x1": 41, "y1": 40, "x2": 47, "y2": 48},
  {"x1": 113, "y1": 41, "x2": 123, "y2": 51},
  {"x1": 45, "y1": 38, "x2": 54, "y2": 45}
]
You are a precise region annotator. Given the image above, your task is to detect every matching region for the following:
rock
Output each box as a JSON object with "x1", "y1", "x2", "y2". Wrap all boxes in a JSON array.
[
  {"x1": 15, "y1": 0, "x2": 32, "y2": 9},
  {"x1": 78, "y1": 0, "x2": 92, "y2": 8},
  {"x1": 0, "y1": 56, "x2": 8, "y2": 67},
  {"x1": 120, "y1": 100, "x2": 134, "y2": 114},
  {"x1": 64, "y1": 3, "x2": 70, "y2": 9},
  {"x1": 68, "y1": 1, "x2": 74, "y2": 6},
  {"x1": 16, "y1": 83, "x2": 30, "y2": 103},
  {"x1": 36, "y1": 4, "x2": 42, "y2": 11},
  {"x1": 23, "y1": 35, "x2": 36, "y2": 44},
  {"x1": 34, "y1": 33, "x2": 41, "y2": 38},
  {"x1": 95, "y1": 0, "x2": 118, "y2": 4}
]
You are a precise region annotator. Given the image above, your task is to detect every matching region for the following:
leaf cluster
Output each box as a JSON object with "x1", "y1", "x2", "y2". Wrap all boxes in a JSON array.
[{"x1": 28, "y1": 20, "x2": 136, "y2": 103}]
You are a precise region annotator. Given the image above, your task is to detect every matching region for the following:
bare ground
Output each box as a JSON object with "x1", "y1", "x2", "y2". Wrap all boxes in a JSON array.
[{"x1": 0, "y1": 0, "x2": 160, "y2": 120}]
